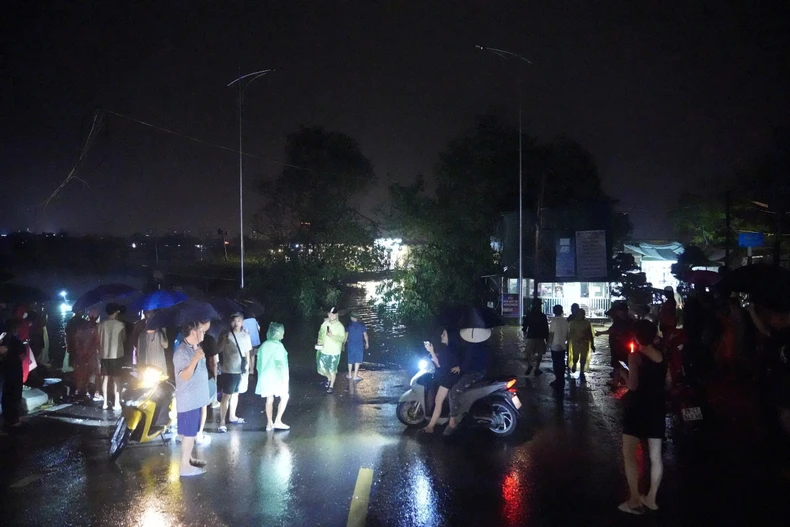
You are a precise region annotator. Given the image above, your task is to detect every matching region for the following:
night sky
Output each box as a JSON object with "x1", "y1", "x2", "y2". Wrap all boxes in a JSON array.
[{"x1": 2, "y1": 1, "x2": 788, "y2": 239}]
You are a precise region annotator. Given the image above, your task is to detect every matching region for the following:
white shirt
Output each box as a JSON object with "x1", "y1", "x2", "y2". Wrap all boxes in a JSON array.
[{"x1": 548, "y1": 316, "x2": 570, "y2": 351}]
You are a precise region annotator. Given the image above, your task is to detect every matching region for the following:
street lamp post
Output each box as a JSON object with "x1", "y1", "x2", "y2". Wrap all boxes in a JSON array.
[
  {"x1": 476, "y1": 45, "x2": 532, "y2": 320},
  {"x1": 227, "y1": 68, "x2": 274, "y2": 289}
]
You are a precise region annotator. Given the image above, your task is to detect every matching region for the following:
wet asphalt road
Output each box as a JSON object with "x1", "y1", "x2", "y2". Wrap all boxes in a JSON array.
[{"x1": 2, "y1": 328, "x2": 790, "y2": 526}]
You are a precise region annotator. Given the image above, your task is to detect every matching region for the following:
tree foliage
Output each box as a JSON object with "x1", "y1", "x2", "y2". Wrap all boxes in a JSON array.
[
  {"x1": 252, "y1": 127, "x2": 384, "y2": 317},
  {"x1": 609, "y1": 253, "x2": 652, "y2": 305},
  {"x1": 378, "y1": 114, "x2": 625, "y2": 324}
]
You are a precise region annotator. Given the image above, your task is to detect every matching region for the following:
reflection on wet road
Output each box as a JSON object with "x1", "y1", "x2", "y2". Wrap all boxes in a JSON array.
[{"x1": 6, "y1": 291, "x2": 790, "y2": 526}]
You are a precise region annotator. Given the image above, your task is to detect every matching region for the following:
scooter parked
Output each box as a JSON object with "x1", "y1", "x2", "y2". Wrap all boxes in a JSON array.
[
  {"x1": 108, "y1": 366, "x2": 174, "y2": 461},
  {"x1": 396, "y1": 360, "x2": 522, "y2": 437}
]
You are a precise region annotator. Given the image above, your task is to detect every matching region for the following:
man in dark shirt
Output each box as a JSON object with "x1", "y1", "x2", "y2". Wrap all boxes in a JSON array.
[
  {"x1": 1, "y1": 319, "x2": 27, "y2": 429},
  {"x1": 522, "y1": 299, "x2": 549, "y2": 376},
  {"x1": 598, "y1": 304, "x2": 634, "y2": 386}
]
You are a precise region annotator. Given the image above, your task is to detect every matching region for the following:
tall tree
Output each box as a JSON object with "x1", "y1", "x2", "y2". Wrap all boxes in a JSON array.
[
  {"x1": 255, "y1": 126, "x2": 376, "y2": 244},
  {"x1": 379, "y1": 114, "x2": 625, "y2": 324}
]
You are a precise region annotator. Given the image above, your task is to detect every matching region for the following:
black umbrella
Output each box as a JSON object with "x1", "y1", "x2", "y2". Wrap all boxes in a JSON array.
[
  {"x1": 0, "y1": 283, "x2": 52, "y2": 304},
  {"x1": 438, "y1": 305, "x2": 503, "y2": 331},
  {"x1": 237, "y1": 298, "x2": 265, "y2": 318},
  {"x1": 146, "y1": 299, "x2": 221, "y2": 330},
  {"x1": 72, "y1": 284, "x2": 139, "y2": 313},
  {"x1": 716, "y1": 264, "x2": 790, "y2": 311},
  {"x1": 207, "y1": 298, "x2": 246, "y2": 319}
]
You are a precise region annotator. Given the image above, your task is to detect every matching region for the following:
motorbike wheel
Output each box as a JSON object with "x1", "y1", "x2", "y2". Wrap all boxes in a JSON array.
[
  {"x1": 109, "y1": 415, "x2": 131, "y2": 462},
  {"x1": 488, "y1": 402, "x2": 517, "y2": 437},
  {"x1": 396, "y1": 401, "x2": 425, "y2": 427}
]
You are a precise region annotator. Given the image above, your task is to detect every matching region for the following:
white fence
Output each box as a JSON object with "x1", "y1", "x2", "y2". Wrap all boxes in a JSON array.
[{"x1": 536, "y1": 297, "x2": 611, "y2": 318}]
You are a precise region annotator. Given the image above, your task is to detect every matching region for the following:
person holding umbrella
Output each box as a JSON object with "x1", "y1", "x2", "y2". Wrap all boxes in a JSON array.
[
  {"x1": 443, "y1": 307, "x2": 494, "y2": 437},
  {"x1": 136, "y1": 311, "x2": 169, "y2": 373},
  {"x1": 316, "y1": 307, "x2": 346, "y2": 394},
  {"x1": 99, "y1": 303, "x2": 126, "y2": 410},
  {"x1": 217, "y1": 313, "x2": 251, "y2": 432}
]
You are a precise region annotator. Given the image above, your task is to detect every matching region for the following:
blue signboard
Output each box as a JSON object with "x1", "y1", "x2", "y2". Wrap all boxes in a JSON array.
[
  {"x1": 555, "y1": 236, "x2": 576, "y2": 278},
  {"x1": 738, "y1": 232, "x2": 765, "y2": 248}
]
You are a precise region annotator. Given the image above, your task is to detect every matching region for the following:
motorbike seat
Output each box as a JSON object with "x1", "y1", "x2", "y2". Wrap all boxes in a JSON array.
[{"x1": 467, "y1": 376, "x2": 515, "y2": 389}]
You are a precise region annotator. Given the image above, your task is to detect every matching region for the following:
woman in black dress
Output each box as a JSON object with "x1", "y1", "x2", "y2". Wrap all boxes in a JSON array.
[
  {"x1": 619, "y1": 319, "x2": 668, "y2": 514},
  {"x1": 422, "y1": 328, "x2": 460, "y2": 433}
]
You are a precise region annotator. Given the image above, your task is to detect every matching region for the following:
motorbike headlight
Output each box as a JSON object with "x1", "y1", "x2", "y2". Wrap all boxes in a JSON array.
[{"x1": 140, "y1": 366, "x2": 163, "y2": 389}]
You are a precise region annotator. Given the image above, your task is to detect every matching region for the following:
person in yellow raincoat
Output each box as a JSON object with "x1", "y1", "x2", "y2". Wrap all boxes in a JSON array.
[
  {"x1": 568, "y1": 308, "x2": 595, "y2": 382},
  {"x1": 316, "y1": 307, "x2": 346, "y2": 394},
  {"x1": 256, "y1": 322, "x2": 290, "y2": 430}
]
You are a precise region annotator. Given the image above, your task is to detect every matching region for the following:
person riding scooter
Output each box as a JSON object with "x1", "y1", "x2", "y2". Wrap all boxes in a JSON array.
[{"x1": 443, "y1": 325, "x2": 490, "y2": 437}]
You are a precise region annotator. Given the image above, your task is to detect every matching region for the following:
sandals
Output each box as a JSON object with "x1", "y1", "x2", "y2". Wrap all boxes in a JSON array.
[
  {"x1": 617, "y1": 502, "x2": 644, "y2": 515},
  {"x1": 190, "y1": 458, "x2": 207, "y2": 468},
  {"x1": 180, "y1": 466, "x2": 206, "y2": 478},
  {"x1": 217, "y1": 426, "x2": 228, "y2": 433},
  {"x1": 639, "y1": 496, "x2": 659, "y2": 511},
  {"x1": 229, "y1": 418, "x2": 246, "y2": 424}
]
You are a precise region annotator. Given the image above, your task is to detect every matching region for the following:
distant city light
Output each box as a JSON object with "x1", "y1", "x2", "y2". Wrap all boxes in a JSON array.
[
  {"x1": 59, "y1": 290, "x2": 67, "y2": 299},
  {"x1": 131, "y1": 243, "x2": 137, "y2": 248},
  {"x1": 59, "y1": 302, "x2": 72, "y2": 313}
]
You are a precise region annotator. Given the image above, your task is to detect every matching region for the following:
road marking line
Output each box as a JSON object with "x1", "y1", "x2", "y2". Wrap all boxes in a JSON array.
[
  {"x1": 347, "y1": 467, "x2": 374, "y2": 527},
  {"x1": 10, "y1": 474, "x2": 43, "y2": 488}
]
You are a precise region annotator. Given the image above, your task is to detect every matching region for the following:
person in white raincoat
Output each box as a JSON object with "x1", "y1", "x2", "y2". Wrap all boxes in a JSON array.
[{"x1": 255, "y1": 322, "x2": 290, "y2": 431}]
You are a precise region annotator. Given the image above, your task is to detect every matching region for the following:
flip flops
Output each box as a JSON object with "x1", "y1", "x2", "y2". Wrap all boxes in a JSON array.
[
  {"x1": 180, "y1": 466, "x2": 206, "y2": 477},
  {"x1": 617, "y1": 502, "x2": 644, "y2": 515},
  {"x1": 217, "y1": 426, "x2": 228, "y2": 433},
  {"x1": 229, "y1": 418, "x2": 246, "y2": 424}
]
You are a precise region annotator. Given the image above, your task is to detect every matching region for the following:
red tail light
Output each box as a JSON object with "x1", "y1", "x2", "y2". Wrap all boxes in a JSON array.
[{"x1": 629, "y1": 341, "x2": 636, "y2": 354}]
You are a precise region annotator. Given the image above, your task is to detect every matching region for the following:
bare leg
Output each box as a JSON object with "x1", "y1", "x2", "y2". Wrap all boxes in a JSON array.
[
  {"x1": 180, "y1": 436, "x2": 195, "y2": 473},
  {"x1": 113, "y1": 379, "x2": 121, "y2": 407},
  {"x1": 229, "y1": 393, "x2": 239, "y2": 421},
  {"x1": 425, "y1": 386, "x2": 449, "y2": 432},
  {"x1": 354, "y1": 363, "x2": 361, "y2": 378},
  {"x1": 643, "y1": 438, "x2": 663, "y2": 509},
  {"x1": 274, "y1": 394, "x2": 289, "y2": 427},
  {"x1": 102, "y1": 376, "x2": 109, "y2": 408},
  {"x1": 579, "y1": 348, "x2": 589, "y2": 375},
  {"x1": 219, "y1": 393, "x2": 231, "y2": 426},
  {"x1": 329, "y1": 372, "x2": 336, "y2": 389},
  {"x1": 347, "y1": 364, "x2": 352, "y2": 379},
  {"x1": 265, "y1": 396, "x2": 275, "y2": 429},
  {"x1": 622, "y1": 434, "x2": 642, "y2": 508},
  {"x1": 198, "y1": 406, "x2": 207, "y2": 437}
]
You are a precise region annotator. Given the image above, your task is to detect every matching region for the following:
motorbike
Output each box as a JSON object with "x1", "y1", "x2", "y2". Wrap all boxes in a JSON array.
[
  {"x1": 396, "y1": 359, "x2": 522, "y2": 437},
  {"x1": 108, "y1": 366, "x2": 175, "y2": 461}
]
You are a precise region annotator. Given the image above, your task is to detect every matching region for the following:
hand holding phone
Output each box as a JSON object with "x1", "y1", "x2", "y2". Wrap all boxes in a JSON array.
[{"x1": 619, "y1": 360, "x2": 629, "y2": 371}]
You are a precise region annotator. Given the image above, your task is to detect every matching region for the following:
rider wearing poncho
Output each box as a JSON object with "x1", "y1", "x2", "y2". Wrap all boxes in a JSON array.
[{"x1": 316, "y1": 307, "x2": 346, "y2": 394}]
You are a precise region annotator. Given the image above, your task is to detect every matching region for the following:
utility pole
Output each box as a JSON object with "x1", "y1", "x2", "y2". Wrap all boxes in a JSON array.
[
  {"x1": 724, "y1": 191, "x2": 731, "y2": 270},
  {"x1": 533, "y1": 171, "x2": 546, "y2": 298},
  {"x1": 227, "y1": 68, "x2": 274, "y2": 289}
]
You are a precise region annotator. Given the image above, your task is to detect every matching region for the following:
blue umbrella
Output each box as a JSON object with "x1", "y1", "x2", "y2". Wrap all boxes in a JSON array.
[
  {"x1": 128, "y1": 290, "x2": 188, "y2": 312},
  {"x1": 146, "y1": 299, "x2": 221, "y2": 330},
  {"x1": 72, "y1": 284, "x2": 139, "y2": 313}
]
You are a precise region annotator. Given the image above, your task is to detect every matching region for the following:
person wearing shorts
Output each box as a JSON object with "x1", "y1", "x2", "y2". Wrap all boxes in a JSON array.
[
  {"x1": 99, "y1": 303, "x2": 126, "y2": 410},
  {"x1": 218, "y1": 314, "x2": 251, "y2": 432},
  {"x1": 174, "y1": 320, "x2": 210, "y2": 477},
  {"x1": 316, "y1": 307, "x2": 345, "y2": 394}
]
